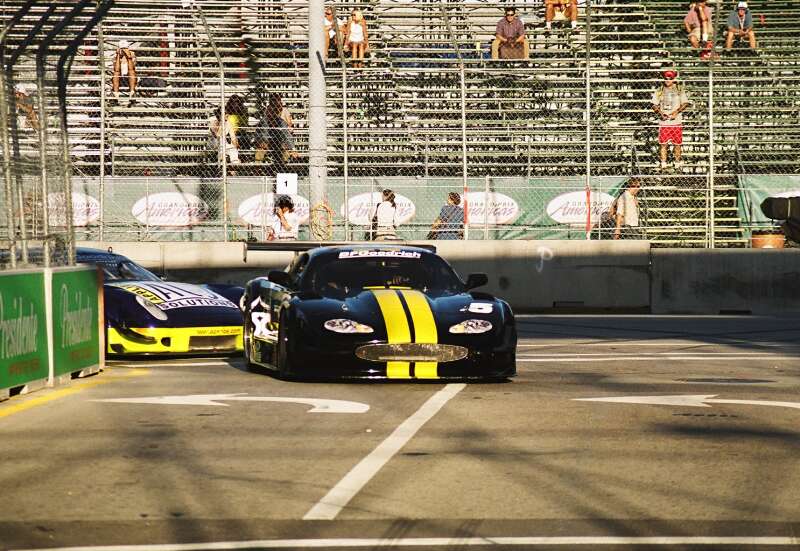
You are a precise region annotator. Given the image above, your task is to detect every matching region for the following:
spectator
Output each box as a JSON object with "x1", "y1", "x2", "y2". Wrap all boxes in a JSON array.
[
  {"x1": 725, "y1": 2, "x2": 757, "y2": 51},
  {"x1": 14, "y1": 83, "x2": 39, "y2": 131},
  {"x1": 255, "y1": 93, "x2": 297, "y2": 175},
  {"x1": 112, "y1": 39, "x2": 137, "y2": 101},
  {"x1": 370, "y1": 189, "x2": 400, "y2": 241},
  {"x1": 210, "y1": 94, "x2": 248, "y2": 168},
  {"x1": 684, "y1": 0, "x2": 713, "y2": 54},
  {"x1": 493, "y1": 7, "x2": 527, "y2": 60},
  {"x1": 546, "y1": 0, "x2": 578, "y2": 31},
  {"x1": 344, "y1": 9, "x2": 369, "y2": 68},
  {"x1": 324, "y1": 7, "x2": 345, "y2": 60},
  {"x1": 269, "y1": 195, "x2": 298, "y2": 240},
  {"x1": 428, "y1": 192, "x2": 465, "y2": 240},
  {"x1": 613, "y1": 179, "x2": 643, "y2": 240},
  {"x1": 652, "y1": 69, "x2": 689, "y2": 171}
]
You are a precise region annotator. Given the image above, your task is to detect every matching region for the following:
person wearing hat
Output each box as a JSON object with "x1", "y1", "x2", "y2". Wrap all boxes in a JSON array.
[
  {"x1": 652, "y1": 69, "x2": 689, "y2": 171},
  {"x1": 726, "y1": 1, "x2": 757, "y2": 50},
  {"x1": 112, "y1": 39, "x2": 137, "y2": 101},
  {"x1": 14, "y1": 83, "x2": 39, "y2": 131},
  {"x1": 684, "y1": 0, "x2": 713, "y2": 50},
  {"x1": 546, "y1": 0, "x2": 578, "y2": 31},
  {"x1": 493, "y1": 7, "x2": 527, "y2": 60}
]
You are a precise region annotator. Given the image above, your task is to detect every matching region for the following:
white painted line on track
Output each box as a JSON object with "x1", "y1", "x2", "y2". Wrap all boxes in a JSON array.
[
  {"x1": 303, "y1": 383, "x2": 466, "y2": 521},
  {"x1": 519, "y1": 352, "x2": 792, "y2": 357},
  {"x1": 517, "y1": 342, "x2": 800, "y2": 348},
  {"x1": 17, "y1": 535, "x2": 800, "y2": 550}
]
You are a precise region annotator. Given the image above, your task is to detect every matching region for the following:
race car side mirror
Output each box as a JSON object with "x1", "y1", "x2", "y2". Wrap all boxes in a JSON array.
[
  {"x1": 268, "y1": 270, "x2": 290, "y2": 287},
  {"x1": 465, "y1": 273, "x2": 488, "y2": 290}
]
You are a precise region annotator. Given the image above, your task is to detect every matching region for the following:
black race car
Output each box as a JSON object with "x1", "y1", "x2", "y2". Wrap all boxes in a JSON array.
[
  {"x1": 76, "y1": 248, "x2": 244, "y2": 355},
  {"x1": 241, "y1": 245, "x2": 516, "y2": 380}
]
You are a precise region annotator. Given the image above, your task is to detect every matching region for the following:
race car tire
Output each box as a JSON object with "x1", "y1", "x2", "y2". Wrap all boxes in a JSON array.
[{"x1": 275, "y1": 310, "x2": 295, "y2": 379}]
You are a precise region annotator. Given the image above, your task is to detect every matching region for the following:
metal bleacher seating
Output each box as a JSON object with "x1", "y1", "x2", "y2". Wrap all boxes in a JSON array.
[{"x1": 2, "y1": 0, "x2": 797, "y2": 245}]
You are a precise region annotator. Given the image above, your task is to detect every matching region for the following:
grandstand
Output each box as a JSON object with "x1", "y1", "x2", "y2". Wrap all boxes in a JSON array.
[{"x1": 1, "y1": 0, "x2": 798, "y2": 246}]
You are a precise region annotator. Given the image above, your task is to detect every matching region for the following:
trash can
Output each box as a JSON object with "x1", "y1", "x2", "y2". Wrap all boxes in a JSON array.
[{"x1": 751, "y1": 229, "x2": 785, "y2": 249}]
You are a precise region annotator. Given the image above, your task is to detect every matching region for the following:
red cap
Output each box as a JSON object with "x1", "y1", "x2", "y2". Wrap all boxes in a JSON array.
[{"x1": 663, "y1": 69, "x2": 678, "y2": 79}]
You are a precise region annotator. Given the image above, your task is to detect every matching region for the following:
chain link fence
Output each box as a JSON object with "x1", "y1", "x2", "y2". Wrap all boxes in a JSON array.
[{"x1": 3, "y1": 0, "x2": 798, "y2": 247}]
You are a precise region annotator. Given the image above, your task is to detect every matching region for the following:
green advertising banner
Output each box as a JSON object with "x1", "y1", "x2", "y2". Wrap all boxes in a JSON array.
[
  {"x1": 739, "y1": 175, "x2": 800, "y2": 227},
  {"x1": 0, "y1": 270, "x2": 49, "y2": 391},
  {"x1": 51, "y1": 267, "x2": 102, "y2": 377}
]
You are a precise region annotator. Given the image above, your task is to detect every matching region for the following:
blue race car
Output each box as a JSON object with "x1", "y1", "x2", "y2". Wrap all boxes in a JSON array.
[
  {"x1": 240, "y1": 244, "x2": 516, "y2": 380},
  {"x1": 77, "y1": 248, "x2": 243, "y2": 356}
]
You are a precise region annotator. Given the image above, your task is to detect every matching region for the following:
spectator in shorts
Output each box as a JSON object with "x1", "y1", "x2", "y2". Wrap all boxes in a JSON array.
[
  {"x1": 652, "y1": 69, "x2": 689, "y2": 171},
  {"x1": 344, "y1": 9, "x2": 369, "y2": 68},
  {"x1": 210, "y1": 94, "x2": 248, "y2": 169},
  {"x1": 428, "y1": 192, "x2": 465, "y2": 240},
  {"x1": 546, "y1": 0, "x2": 578, "y2": 31},
  {"x1": 725, "y1": 1, "x2": 757, "y2": 51},
  {"x1": 14, "y1": 83, "x2": 39, "y2": 131},
  {"x1": 684, "y1": 0, "x2": 713, "y2": 55},
  {"x1": 493, "y1": 7, "x2": 527, "y2": 60},
  {"x1": 112, "y1": 39, "x2": 137, "y2": 101},
  {"x1": 324, "y1": 7, "x2": 345, "y2": 60},
  {"x1": 614, "y1": 179, "x2": 643, "y2": 240}
]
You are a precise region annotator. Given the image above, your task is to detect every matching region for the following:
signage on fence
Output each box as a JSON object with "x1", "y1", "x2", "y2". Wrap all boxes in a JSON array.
[
  {"x1": 238, "y1": 193, "x2": 310, "y2": 226},
  {"x1": 47, "y1": 192, "x2": 101, "y2": 227},
  {"x1": 276, "y1": 173, "x2": 298, "y2": 195},
  {"x1": 739, "y1": 175, "x2": 800, "y2": 225},
  {"x1": 51, "y1": 267, "x2": 102, "y2": 378},
  {"x1": 546, "y1": 191, "x2": 615, "y2": 225},
  {"x1": 464, "y1": 191, "x2": 520, "y2": 225},
  {"x1": 0, "y1": 271, "x2": 49, "y2": 391},
  {"x1": 342, "y1": 192, "x2": 416, "y2": 226},
  {"x1": 131, "y1": 192, "x2": 209, "y2": 227}
]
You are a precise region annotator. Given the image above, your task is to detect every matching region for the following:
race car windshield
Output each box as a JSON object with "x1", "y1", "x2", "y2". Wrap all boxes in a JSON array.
[
  {"x1": 99, "y1": 260, "x2": 161, "y2": 281},
  {"x1": 305, "y1": 253, "x2": 465, "y2": 298}
]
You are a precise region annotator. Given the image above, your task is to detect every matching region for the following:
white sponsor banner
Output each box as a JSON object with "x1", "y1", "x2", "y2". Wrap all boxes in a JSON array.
[
  {"x1": 464, "y1": 191, "x2": 520, "y2": 225},
  {"x1": 47, "y1": 192, "x2": 101, "y2": 227},
  {"x1": 237, "y1": 193, "x2": 310, "y2": 226},
  {"x1": 131, "y1": 192, "x2": 208, "y2": 227},
  {"x1": 775, "y1": 190, "x2": 800, "y2": 198},
  {"x1": 342, "y1": 192, "x2": 416, "y2": 226},
  {"x1": 546, "y1": 190, "x2": 615, "y2": 225}
]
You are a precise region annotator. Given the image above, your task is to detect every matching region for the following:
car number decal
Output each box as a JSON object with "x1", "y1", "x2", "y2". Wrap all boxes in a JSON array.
[
  {"x1": 251, "y1": 311, "x2": 274, "y2": 339},
  {"x1": 468, "y1": 303, "x2": 493, "y2": 314}
]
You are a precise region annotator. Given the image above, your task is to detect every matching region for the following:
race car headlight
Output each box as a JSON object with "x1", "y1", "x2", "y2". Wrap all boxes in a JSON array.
[
  {"x1": 135, "y1": 295, "x2": 168, "y2": 321},
  {"x1": 324, "y1": 319, "x2": 374, "y2": 334},
  {"x1": 449, "y1": 319, "x2": 492, "y2": 334}
]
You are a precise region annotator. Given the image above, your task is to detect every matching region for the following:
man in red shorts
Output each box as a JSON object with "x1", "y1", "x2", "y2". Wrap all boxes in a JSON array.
[{"x1": 652, "y1": 69, "x2": 689, "y2": 171}]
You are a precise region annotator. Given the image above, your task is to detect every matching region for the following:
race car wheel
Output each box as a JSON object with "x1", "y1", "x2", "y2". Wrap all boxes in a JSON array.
[{"x1": 275, "y1": 310, "x2": 294, "y2": 379}]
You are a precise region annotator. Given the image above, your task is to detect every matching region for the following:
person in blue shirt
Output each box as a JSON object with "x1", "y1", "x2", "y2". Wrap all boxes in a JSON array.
[
  {"x1": 725, "y1": 1, "x2": 756, "y2": 50},
  {"x1": 428, "y1": 192, "x2": 465, "y2": 240}
]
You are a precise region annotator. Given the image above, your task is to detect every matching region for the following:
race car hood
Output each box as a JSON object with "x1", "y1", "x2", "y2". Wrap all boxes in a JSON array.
[
  {"x1": 105, "y1": 280, "x2": 242, "y2": 328},
  {"x1": 297, "y1": 288, "x2": 506, "y2": 339}
]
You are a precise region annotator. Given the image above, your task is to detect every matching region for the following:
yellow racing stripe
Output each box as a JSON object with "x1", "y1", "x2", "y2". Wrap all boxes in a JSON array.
[
  {"x1": 401, "y1": 290, "x2": 440, "y2": 379},
  {"x1": 372, "y1": 290, "x2": 411, "y2": 378}
]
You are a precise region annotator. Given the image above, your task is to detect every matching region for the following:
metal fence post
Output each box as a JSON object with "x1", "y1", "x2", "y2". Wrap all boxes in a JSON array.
[{"x1": 584, "y1": 0, "x2": 592, "y2": 239}]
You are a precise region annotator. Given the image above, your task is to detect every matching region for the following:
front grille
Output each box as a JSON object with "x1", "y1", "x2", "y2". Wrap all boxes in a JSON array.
[
  {"x1": 188, "y1": 335, "x2": 238, "y2": 351},
  {"x1": 356, "y1": 343, "x2": 468, "y2": 363}
]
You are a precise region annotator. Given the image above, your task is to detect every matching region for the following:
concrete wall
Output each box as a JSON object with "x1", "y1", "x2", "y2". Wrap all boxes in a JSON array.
[
  {"x1": 651, "y1": 249, "x2": 800, "y2": 314},
  {"x1": 79, "y1": 241, "x2": 800, "y2": 314}
]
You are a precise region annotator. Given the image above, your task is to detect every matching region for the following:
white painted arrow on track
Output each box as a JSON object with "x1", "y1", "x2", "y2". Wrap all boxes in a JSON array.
[
  {"x1": 574, "y1": 394, "x2": 800, "y2": 410},
  {"x1": 93, "y1": 394, "x2": 369, "y2": 413}
]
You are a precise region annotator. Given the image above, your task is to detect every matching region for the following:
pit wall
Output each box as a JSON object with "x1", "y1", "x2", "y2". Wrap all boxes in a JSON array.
[
  {"x1": 0, "y1": 266, "x2": 103, "y2": 401},
  {"x1": 79, "y1": 241, "x2": 800, "y2": 315}
]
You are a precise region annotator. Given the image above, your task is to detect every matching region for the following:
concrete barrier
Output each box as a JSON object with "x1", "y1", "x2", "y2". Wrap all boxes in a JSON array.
[
  {"x1": 80, "y1": 240, "x2": 652, "y2": 313},
  {"x1": 651, "y1": 249, "x2": 800, "y2": 314}
]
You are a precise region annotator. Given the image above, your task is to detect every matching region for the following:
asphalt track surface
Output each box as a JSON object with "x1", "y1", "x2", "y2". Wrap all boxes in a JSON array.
[{"x1": 1, "y1": 315, "x2": 799, "y2": 551}]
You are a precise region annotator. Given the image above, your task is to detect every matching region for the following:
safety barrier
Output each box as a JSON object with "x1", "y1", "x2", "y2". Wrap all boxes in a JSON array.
[
  {"x1": 0, "y1": 265, "x2": 103, "y2": 401},
  {"x1": 81, "y1": 240, "x2": 800, "y2": 315}
]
